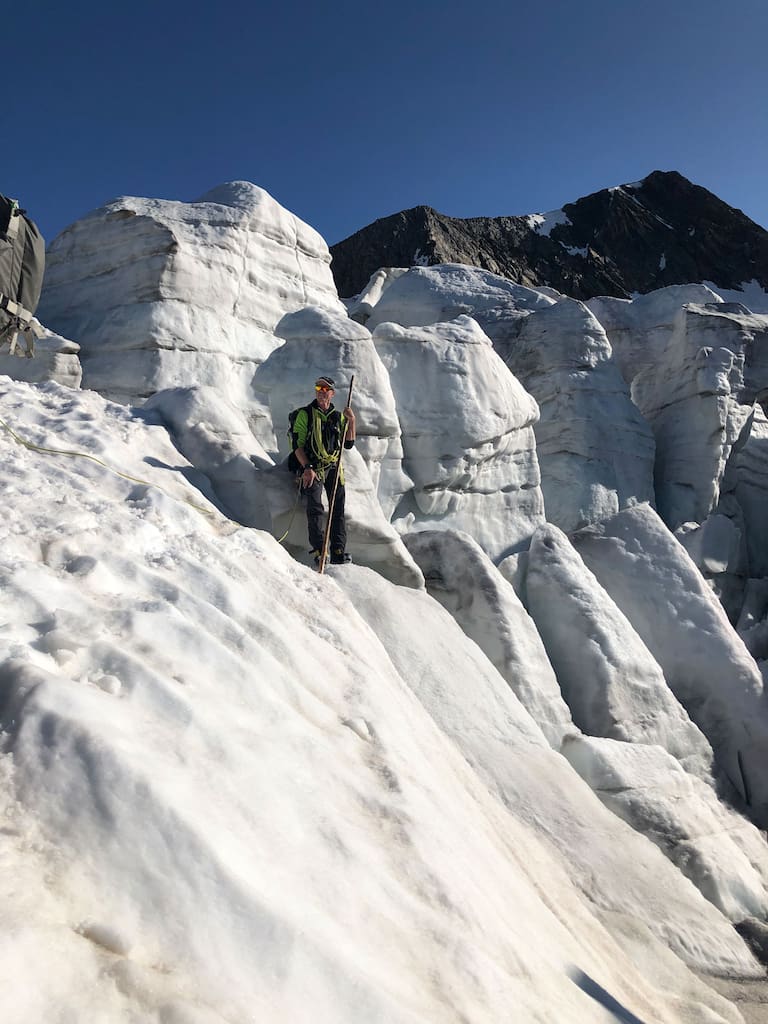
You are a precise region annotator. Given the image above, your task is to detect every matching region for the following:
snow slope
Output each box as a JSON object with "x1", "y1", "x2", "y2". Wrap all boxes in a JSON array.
[
  {"x1": 0, "y1": 378, "x2": 758, "y2": 1024},
  {"x1": 332, "y1": 567, "x2": 760, "y2": 983}
]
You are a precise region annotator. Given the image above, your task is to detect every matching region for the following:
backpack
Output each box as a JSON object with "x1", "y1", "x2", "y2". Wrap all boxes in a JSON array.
[
  {"x1": 287, "y1": 403, "x2": 344, "y2": 474},
  {"x1": 287, "y1": 403, "x2": 312, "y2": 472},
  {"x1": 0, "y1": 195, "x2": 45, "y2": 357}
]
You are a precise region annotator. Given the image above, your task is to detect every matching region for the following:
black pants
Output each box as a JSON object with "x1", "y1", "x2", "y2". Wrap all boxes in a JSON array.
[{"x1": 303, "y1": 466, "x2": 346, "y2": 553}]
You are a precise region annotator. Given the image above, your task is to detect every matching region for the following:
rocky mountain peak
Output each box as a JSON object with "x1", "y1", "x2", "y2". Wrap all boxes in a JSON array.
[{"x1": 330, "y1": 171, "x2": 768, "y2": 301}]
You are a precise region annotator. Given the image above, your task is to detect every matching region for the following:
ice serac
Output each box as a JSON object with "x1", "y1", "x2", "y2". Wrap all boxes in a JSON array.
[
  {"x1": 525, "y1": 523, "x2": 714, "y2": 780},
  {"x1": 372, "y1": 315, "x2": 544, "y2": 560},
  {"x1": 497, "y1": 299, "x2": 655, "y2": 532},
  {"x1": 332, "y1": 564, "x2": 760, "y2": 982},
  {"x1": 587, "y1": 284, "x2": 724, "y2": 385},
  {"x1": 598, "y1": 292, "x2": 768, "y2": 624},
  {"x1": 345, "y1": 266, "x2": 409, "y2": 323},
  {"x1": 38, "y1": 181, "x2": 344, "y2": 435},
  {"x1": 572, "y1": 503, "x2": 768, "y2": 827},
  {"x1": 402, "y1": 529, "x2": 574, "y2": 749},
  {"x1": 631, "y1": 302, "x2": 768, "y2": 531},
  {"x1": 363, "y1": 263, "x2": 555, "y2": 331},
  {"x1": 563, "y1": 735, "x2": 768, "y2": 923},
  {"x1": 255, "y1": 307, "x2": 422, "y2": 587},
  {"x1": 733, "y1": 405, "x2": 768, "y2": 582},
  {"x1": 728, "y1": 406, "x2": 768, "y2": 659}
]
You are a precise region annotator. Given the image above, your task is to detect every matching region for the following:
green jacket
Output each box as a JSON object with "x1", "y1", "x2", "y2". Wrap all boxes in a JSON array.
[{"x1": 292, "y1": 401, "x2": 350, "y2": 481}]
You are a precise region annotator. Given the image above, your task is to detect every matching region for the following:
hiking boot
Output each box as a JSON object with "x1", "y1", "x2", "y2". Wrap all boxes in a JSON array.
[
  {"x1": 309, "y1": 549, "x2": 321, "y2": 567},
  {"x1": 330, "y1": 549, "x2": 352, "y2": 565}
]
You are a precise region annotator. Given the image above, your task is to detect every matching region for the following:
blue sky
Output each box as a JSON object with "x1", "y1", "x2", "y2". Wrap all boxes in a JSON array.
[{"x1": 8, "y1": 0, "x2": 768, "y2": 246}]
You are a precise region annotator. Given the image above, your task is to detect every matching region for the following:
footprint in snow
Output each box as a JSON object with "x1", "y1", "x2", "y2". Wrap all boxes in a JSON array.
[
  {"x1": 342, "y1": 717, "x2": 373, "y2": 742},
  {"x1": 76, "y1": 920, "x2": 132, "y2": 957},
  {"x1": 95, "y1": 674, "x2": 122, "y2": 696}
]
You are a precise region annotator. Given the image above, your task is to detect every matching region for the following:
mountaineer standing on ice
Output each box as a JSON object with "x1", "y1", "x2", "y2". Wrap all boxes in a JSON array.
[{"x1": 289, "y1": 375, "x2": 356, "y2": 566}]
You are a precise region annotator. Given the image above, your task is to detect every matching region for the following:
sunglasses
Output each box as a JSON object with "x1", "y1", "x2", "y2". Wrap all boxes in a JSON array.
[{"x1": 315, "y1": 384, "x2": 334, "y2": 393}]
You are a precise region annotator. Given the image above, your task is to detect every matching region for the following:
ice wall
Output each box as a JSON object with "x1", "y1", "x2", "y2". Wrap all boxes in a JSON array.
[
  {"x1": 373, "y1": 315, "x2": 545, "y2": 559},
  {"x1": 497, "y1": 299, "x2": 655, "y2": 531},
  {"x1": 38, "y1": 181, "x2": 344, "y2": 435}
]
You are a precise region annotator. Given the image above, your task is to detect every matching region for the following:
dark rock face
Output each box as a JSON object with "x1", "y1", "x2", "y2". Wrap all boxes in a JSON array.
[{"x1": 330, "y1": 171, "x2": 768, "y2": 301}]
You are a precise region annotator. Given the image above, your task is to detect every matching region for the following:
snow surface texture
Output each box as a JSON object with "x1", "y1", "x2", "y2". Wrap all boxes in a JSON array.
[
  {"x1": 526, "y1": 523, "x2": 714, "y2": 780},
  {"x1": 373, "y1": 315, "x2": 545, "y2": 560},
  {"x1": 585, "y1": 288, "x2": 768, "y2": 630},
  {"x1": 732, "y1": 406, "x2": 768, "y2": 611},
  {"x1": 497, "y1": 298, "x2": 656, "y2": 531},
  {"x1": 0, "y1": 329, "x2": 82, "y2": 390},
  {"x1": 332, "y1": 567, "x2": 761, "y2": 987},
  {"x1": 572, "y1": 504, "x2": 768, "y2": 829},
  {"x1": 6, "y1": 181, "x2": 768, "y2": 1021},
  {"x1": 0, "y1": 378, "x2": 756, "y2": 1024},
  {"x1": 355, "y1": 266, "x2": 655, "y2": 533},
  {"x1": 684, "y1": 399, "x2": 768, "y2": 630},
  {"x1": 402, "y1": 529, "x2": 574, "y2": 750},
  {"x1": 143, "y1": 385, "x2": 276, "y2": 526},
  {"x1": 563, "y1": 735, "x2": 768, "y2": 923},
  {"x1": 38, "y1": 182, "x2": 344, "y2": 439}
]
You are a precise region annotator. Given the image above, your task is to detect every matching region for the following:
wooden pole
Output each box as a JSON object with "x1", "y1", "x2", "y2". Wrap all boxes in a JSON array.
[{"x1": 318, "y1": 375, "x2": 355, "y2": 574}]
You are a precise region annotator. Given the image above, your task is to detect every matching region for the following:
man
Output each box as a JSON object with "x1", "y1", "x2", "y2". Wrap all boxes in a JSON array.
[{"x1": 289, "y1": 375, "x2": 356, "y2": 565}]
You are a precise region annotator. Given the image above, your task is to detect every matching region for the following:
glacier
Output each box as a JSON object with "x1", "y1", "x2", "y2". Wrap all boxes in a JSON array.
[{"x1": 3, "y1": 182, "x2": 768, "y2": 1022}]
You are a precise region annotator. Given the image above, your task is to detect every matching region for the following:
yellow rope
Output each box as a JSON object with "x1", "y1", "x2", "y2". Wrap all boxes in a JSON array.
[
  {"x1": 275, "y1": 479, "x2": 303, "y2": 544},
  {"x1": 0, "y1": 415, "x2": 309, "y2": 545},
  {"x1": 309, "y1": 407, "x2": 343, "y2": 485},
  {"x1": 0, "y1": 416, "x2": 216, "y2": 518}
]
